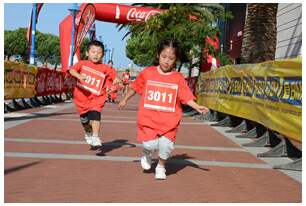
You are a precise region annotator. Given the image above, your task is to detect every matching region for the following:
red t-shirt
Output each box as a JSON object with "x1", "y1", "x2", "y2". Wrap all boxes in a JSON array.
[
  {"x1": 71, "y1": 60, "x2": 116, "y2": 114},
  {"x1": 130, "y1": 66, "x2": 195, "y2": 142}
]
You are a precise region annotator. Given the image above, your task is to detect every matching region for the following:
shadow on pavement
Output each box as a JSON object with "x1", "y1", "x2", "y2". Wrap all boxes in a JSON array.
[
  {"x1": 95, "y1": 139, "x2": 136, "y2": 156},
  {"x1": 139, "y1": 153, "x2": 210, "y2": 176},
  {"x1": 4, "y1": 112, "x2": 76, "y2": 122},
  {"x1": 4, "y1": 161, "x2": 42, "y2": 175},
  {"x1": 166, "y1": 154, "x2": 210, "y2": 176}
]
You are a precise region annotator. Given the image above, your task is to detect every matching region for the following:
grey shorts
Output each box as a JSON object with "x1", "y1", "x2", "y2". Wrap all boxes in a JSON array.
[{"x1": 142, "y1": 136, "x2": 174, "y2": 160}]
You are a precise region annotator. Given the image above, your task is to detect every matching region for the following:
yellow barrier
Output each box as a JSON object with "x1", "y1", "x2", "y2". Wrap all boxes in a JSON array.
[
  {"x1": 196, "y1": 57, "x2": 302, "y2": 142},
  {"x1": 4, "y1": 61, "x2": 38, "y2": 100}
]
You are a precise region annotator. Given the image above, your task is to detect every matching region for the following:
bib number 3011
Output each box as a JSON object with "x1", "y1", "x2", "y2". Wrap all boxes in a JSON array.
[
  {"x1": 144, "y1": 80, "x2": 178, "y2": 112},
  {"x1": 77, "y1": 65, "x2": 106, "y2": 95}
]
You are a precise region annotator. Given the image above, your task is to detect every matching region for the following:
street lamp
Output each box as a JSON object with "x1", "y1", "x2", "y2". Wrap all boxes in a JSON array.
[{"x1": 68, "y1": 3, "x2": 80, "y2": 67}]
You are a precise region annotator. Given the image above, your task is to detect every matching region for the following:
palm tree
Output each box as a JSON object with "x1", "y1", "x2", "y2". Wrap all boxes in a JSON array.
[{"x1": 240, "y1": 3, "x2": 278, "y2": 63}]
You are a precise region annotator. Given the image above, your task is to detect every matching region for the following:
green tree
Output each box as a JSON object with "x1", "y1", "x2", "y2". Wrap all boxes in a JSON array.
[
  {"x1": 119, "y1": 4, "x2": 232, "y2": 70},
  {"x1": 241, "y1": 3, "x2": 278, "y2": 63},
  {"x1": 4, "y1": 28, "x2": 28, "y2": 61},
  {"x1": 36, "y1": 32, "x2": 61, "y2": 65},
  {"x1": 4, "y1": 28, "x2": 62, "y2": 65},
  {"x1": 80, "y1": 38, "x2": 90, "y2": 60}
]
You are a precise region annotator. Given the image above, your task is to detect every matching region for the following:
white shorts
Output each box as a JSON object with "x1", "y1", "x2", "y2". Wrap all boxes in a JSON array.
[{"x1": 142, "y1": 136, "x2": 174, "y2": 160}]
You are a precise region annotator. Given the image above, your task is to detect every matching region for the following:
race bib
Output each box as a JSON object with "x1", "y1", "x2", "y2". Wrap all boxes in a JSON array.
[
  {"x1": 144, "y1": 80, "x2": 178, "y2": 112},
  {"x1": 76, "y1": 65, "x2": 106, "y2": 95}
]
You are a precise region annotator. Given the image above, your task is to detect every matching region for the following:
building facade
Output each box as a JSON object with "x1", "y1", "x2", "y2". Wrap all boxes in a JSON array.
[{"x1": 220, "y1": 3, "x2": 301, "y2": 63}]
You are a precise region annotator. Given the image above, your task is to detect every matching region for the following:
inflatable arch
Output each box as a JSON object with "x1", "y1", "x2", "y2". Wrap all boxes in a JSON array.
[{"x1": 59, "y1": 3, "x2": 162, "y2": 72}]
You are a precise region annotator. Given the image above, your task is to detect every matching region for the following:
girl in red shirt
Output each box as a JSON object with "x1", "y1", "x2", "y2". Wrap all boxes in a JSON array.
[
  {"x1": 119, "y1": 38, "x2": 208, "y2": 180},
  {"x1": 69, "y1": 40, "x2": 119, "y2": 148}
]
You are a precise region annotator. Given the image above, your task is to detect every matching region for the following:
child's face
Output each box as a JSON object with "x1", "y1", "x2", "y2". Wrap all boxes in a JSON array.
[
  {"x1": 158, "y1": 47, "x2": 177, "y2": 72},
  {"x1": 86, "y1": 45, "x2": 104, "y2": 63}
]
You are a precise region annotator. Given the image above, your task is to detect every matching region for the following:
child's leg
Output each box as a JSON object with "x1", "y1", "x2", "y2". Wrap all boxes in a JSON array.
[
  {"x1": 141, "y1": 139, "x2": 158, "y2": 170},
  {"x1": 91, "y1": 120, "x2": 100, "y2": 136},
  {"x1": 88, "y1": 111, "x2": 102, "y2": 146},
  {"x1": 80, "y1": 112, "x2": 94, "y2": 145},
  {"x1": 155, "y1": 136, "x2": 174, "y2": 180},
  {"x1": 80, "y1": 113, "x2": 92, "y2": 134},
  {"x1": 157, "y1": 136, "x2": 174, "y2": 165}
]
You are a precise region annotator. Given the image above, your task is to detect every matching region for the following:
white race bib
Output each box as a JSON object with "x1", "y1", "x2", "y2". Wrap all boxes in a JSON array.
[
  {"x1": 76, "y1": 65, "x2": 106, "y2": 95},
  {"x1": 144, "y1": 80, "x2": 178, "y2": 112}
]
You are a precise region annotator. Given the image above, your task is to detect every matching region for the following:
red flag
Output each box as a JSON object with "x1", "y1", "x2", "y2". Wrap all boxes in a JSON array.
[{"x1": 27, "y1": 3, "x2": 44, "y2": 47}]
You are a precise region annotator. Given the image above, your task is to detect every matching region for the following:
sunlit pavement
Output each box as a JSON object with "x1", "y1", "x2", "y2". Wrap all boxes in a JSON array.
[{"x1": 4, "y1": 96, "x2": 301, "y2": 203}]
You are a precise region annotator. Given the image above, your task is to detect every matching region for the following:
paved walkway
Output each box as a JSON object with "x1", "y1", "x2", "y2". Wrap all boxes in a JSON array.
[{"x1": 4, "y1": 97, "x2": 301, "y2": 202}]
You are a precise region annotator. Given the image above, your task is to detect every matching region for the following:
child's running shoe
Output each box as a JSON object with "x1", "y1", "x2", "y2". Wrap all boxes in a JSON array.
[
  {"x1": 141, "y1": 155, "x2": 152, "y2": 170},
  {"x1": 84, "y1": 133, "x2": 93, "y2": 145},
  {"x1": 91, "y1": 135, "x2": 102, "y2": 147},
  {"x1": 155, "y1": 165, "x2": 166, "y2": 180}
]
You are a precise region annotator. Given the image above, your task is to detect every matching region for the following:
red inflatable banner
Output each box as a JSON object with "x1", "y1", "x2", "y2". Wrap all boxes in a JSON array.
[{"x1": 60, "y1": 3, "x2": 163, "y2": 72}]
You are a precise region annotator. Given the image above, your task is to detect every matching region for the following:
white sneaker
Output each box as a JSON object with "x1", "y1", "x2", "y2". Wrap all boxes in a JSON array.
[
  {"x1": 155, "y1": 165, "x2": 166, "y2": 180},
  {"x1": 84, "y1": 133, "x2": 93, "y2": 145},
  {"x1": 141, "y1": 155, "x2": 152, "y2": 170},
  {"x1": 91, "y1": 136, "x2": 102, "y2": 147}
]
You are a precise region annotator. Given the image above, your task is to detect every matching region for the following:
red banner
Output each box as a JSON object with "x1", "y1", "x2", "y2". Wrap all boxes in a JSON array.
[{"x1": 36, "y1": 68, "x2": 75, "y2": 96}]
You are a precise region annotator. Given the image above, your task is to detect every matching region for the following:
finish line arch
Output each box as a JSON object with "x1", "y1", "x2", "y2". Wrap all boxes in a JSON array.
[{"x1": 59, "y1": 3, "x2": 162, "y2": 72}]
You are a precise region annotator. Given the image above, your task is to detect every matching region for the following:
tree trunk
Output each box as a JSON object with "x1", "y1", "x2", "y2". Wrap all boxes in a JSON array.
[
  {"x1": 241, "y1": 3, "x2": 278, "y2": 64},
  {"x1": 177, "y1": 62, "x2": 183, "y2": 72}
]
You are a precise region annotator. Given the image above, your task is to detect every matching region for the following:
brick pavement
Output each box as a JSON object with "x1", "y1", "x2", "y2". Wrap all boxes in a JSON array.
[{"x1": 4, "y1": 97, "x2": 302, "y2": 202}]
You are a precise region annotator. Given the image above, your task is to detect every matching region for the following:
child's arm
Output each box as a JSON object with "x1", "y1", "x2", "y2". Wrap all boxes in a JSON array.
[
  {"x1": 69, "y1": 69, "x2": 86, "y2": 81},
  {"x1": 118, "y1": 87, "x2": 136, "y2": 109},
  {"x1": 186, "y1": 100, "x2": 209, "y2": 114}
]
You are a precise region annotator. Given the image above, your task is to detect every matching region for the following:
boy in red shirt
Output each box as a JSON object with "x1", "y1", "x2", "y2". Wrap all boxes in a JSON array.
[
  {"x1": 121, "y1": 69, "x2": 130, "y2": 94},
  {"x1": 119, "y1": 38, "x2": 209, "y2": 180},
  {"x1": 69, "y1": 40, "x2": 119, "y2": 148}
]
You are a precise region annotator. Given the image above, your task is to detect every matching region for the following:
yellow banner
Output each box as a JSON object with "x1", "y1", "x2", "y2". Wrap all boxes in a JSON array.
[
  {"x1": 4, "y1": 61, "x2": 38, "y2": 100},
  {"x1": 196, "y1": 57, "x2": 302, "y2": 142}
]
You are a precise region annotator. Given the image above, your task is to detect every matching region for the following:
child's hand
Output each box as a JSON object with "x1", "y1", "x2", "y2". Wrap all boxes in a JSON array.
[
  {"x1": 113, "y1": 77, "x2": 122, "y2": 85},
  {"x1": 118, "y1": 99, "x2": 127, "y2": 109},
  {"x1": 195, "y1": 105, "x2": 209, "y2": 114},
  {"x1": 78, "y1": 74, "x2": 86, "y2": 81}
]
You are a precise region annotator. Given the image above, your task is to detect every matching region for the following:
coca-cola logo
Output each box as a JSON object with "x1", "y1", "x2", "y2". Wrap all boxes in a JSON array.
[{"x1": 127, "y1": 8, "x2": 160, "y2": 22}]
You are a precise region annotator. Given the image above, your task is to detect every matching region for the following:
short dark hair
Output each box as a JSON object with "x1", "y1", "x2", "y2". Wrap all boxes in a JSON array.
[
  {"x1": 86, "y1": 40, "x2": 104, "y2": 52},
  {"x1": 156, "y1": 38, "x2": 182, "y2": 62},
  {"x1": 108, "y1": 60, "x2": 113, "y2": 64}
]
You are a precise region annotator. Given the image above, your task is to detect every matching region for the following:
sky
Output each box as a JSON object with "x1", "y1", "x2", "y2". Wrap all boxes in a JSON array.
[{"x1": 4, "y1": 3, "x2": 135, "y2": 69}]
